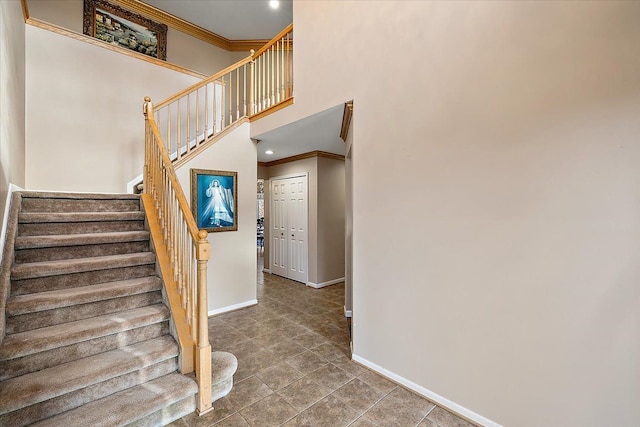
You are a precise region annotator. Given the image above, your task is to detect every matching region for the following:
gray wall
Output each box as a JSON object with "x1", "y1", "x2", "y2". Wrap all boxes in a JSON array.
[{"x1": 250, "y1": 1, "x2": 640, "y2": 426}]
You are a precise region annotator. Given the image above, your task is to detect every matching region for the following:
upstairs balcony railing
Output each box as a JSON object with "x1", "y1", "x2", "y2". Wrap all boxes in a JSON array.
[
  {"x1": 151, "y1": 24, "x2": 293, "y2": 167},
  {"x1": 141, "y1": 25, "x2": 293, "y2": 415}
]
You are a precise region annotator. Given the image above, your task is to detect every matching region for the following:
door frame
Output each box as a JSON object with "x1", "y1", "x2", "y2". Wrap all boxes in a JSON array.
[{"x1": 269, "y1": 172, "x2": 309, "y2": 284}]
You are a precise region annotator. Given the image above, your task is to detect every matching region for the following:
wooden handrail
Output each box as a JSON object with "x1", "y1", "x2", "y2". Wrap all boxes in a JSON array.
[
  {"x1": 252, "y1": 23, "x2": 293, "y2": 58},
  {"x1": 155, "y1": 55, "x2": 253, "y2": 110},
  {"x1": 143, "y1": 97, "x2": 212, "y2": 415},
  {"x1": 145, "y1": 101, "x2": 200, "y2": 240},
  {"x1": 149, "y1": 24, "x2": 293, "y2": 170}
]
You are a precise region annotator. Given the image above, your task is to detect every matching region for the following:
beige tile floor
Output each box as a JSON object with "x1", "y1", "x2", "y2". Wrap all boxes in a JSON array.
[{"x1": 169, "y1": 255, "x2": 476, "y2": 427}]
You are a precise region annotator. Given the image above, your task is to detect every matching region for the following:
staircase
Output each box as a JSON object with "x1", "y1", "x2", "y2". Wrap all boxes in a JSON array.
[{"x1": 0, "y1": 191, "x2": 201, "y2": 426}]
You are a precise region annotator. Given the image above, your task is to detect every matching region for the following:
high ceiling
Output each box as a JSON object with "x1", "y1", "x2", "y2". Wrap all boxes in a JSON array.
[
  {"x1": 142, "y1": 0, "x2": 344, "y2": 164},
  {"x1": 143, "y1": 0, "x2": 293, "y2": 40}
]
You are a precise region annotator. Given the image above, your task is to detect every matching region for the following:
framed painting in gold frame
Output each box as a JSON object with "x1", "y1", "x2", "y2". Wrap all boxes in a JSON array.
[
  {"x1": 83, "y1": 0, "x2": 167, "y2": 60},
  {"x1": 191, "y1": 169, "x2": 238, "y2": 233}
]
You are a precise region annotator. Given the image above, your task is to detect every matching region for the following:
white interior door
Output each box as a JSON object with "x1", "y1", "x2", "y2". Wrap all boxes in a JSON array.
[
  {"x1": 286, "y1": 176, "x2": 308, "y2": 283},
  {"x1": 271, "y1": 180, "x2": 287, "y2": 278},
  {"x1": 270, "y1": 174, "x2": 308, "y2": 283}
]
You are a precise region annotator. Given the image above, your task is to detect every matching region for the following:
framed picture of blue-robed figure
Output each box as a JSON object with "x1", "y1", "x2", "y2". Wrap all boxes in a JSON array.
[{"x1": 191, "y1": 169, "x2": 238, "y2": 232}]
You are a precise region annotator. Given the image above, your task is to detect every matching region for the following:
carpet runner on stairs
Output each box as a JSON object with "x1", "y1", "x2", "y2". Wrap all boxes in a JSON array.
[{"x1": 0, "y1": 191, "x2": 236, "y2": 426}]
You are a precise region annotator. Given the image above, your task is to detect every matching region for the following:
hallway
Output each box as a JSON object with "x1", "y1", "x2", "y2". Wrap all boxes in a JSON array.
[{"x1": 170, "y1": 256, "x2": 475, "y2": 427}]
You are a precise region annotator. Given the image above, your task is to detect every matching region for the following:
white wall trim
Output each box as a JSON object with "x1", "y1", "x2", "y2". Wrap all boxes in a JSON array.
[
  {"x1": 126, "y1": 174, "x2": 143, "y2": 194},
  {"x1": 268, "y1": 172, "x2": 308, "y2": 181},
  {"x1": 307, "y1": 277, "x2": 345, "y2": 289},
  {"x1": 0, "y1": 184, "x2": 23, "y2": 264},
  {"x1": 352, "y1": 354, "x2": 502, "y2": 427},
  {"x1": 344, "y1": 306, "x2": 352, "y2": 318},
  {"x1": 208, "y1": 299, "x2": 258, "y2": 317}
]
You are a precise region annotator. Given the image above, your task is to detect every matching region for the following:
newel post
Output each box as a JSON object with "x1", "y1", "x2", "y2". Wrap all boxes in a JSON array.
[
  {"x1": 142, "y1": 97, "x2": 152, "y2": 195},
  {"x1": 249, "y1": 49, "x2": 255, "y2": 116},
  {"x1": 195, "y1": 229, "x2": 212, "y2": 415}
]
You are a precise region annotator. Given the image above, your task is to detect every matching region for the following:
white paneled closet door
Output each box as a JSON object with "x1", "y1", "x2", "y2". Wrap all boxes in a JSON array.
[
  {"x1": 270, "y1": 174, "x2": 308, "y2": 284},
  {"x1": 271, "y1": 179, "x2": 288, "y2": 278}
]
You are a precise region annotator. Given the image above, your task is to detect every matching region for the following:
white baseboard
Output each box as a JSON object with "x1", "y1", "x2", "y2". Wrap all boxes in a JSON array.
[
  {"x1": 344, "y1": 306, "x2": 352, "y2": 318},
  {"x1": 351, "y1": 354, "x2": 502, "y2": 427},
  {"x1": 262, "y1": 268, "x2": 271, "y2": 274},
  {"x1": 208, "y1": 299, "x2": 258, "y2": 317},
  {"x1": 307, "y1": 277, "x2": 345, "y2": 289},
  {"x1": 0, "y1": 184, "x2": 23, "y2": 263}
]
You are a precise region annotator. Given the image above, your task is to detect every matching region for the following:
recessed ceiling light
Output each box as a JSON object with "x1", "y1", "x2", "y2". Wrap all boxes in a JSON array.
[
  {"x1": 265, "y1": 150, "x2": 274, "y2": 155},
  {"x1": 269, "y1": 0, "x2": 279, "y2": 9}
]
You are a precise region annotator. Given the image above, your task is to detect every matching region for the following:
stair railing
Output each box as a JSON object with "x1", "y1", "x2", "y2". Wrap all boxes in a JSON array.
[
  {"x1": 152, "y1": 24, "x2": 293, "y2": 167},
  {"x1": 143, "y1": 97, "x2": 213, "y2": 415},
  {"x1": 140, "y1": 24, "x2": 293, "y2": 416},
  {"x1": 252, "y1": 24, "x2": 294, "y2": 115}
]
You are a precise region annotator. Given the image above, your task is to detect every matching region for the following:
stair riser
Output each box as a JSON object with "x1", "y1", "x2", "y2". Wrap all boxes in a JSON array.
[
  {"x1": 18, "y1": 220, "x2": 145, "y2": 236},
  {"x1": 11, "y1": 264, "x2": 157, "y2": 295},
  {"x1": 0, "y1": 322, "x2": 170, "y2": 380},
  {"x1": 20, "y1": 198, "x2": 140, "y2": 213},
  {"x1": 127, "y1": 396, "x2": 196, "y2": 427},
  {"x1": 0, "y1": 358, "x2": 178, "y2": 427},
  {"x1": 15, "y1": 241, "x2": 150, "y2": 264},
  {"x1": 6, "y1": 291, "x2": 163, "y2": 334}
]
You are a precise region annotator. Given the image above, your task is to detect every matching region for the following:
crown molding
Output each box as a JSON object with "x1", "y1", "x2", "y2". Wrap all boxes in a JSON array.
[
  {"x1": 230, "y1": 39, "x2": 268, "y2": 52},
  {"x1": 261, "y1": 151, "x2": 345, "y2": 167},
  {"x1": 20, "y1": 0, "x2": 29, "y2": 22},
  {"x1": 340, "y1": 100, "x2": 353, "y2": 142},
  {"x1": 114, "y1": 0, "x2": 269, "y2": 52}
]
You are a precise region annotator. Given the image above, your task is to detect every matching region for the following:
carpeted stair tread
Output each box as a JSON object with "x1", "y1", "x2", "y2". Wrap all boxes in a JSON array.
[
  {"x1": 0, "y1": 323, "x2": 169, "y2": 381},
  {"x1": 212, "y1": 351, "x2": 238, "y2": 385},
  {"x1": 10, "y1": 252, "x2": 156, "y2": 280},
  {"x1": 0, "y1": 336, "x2": 178, "y2": 415},
  {"x1": 18, "y1": 211, "x2": 145, "y2": 224},
  {"x1": 0, "y1": 304, "x2": 169, "y2": 360},
  {"x1": 20, "y1": 194, "x2": 140, "y2": 213},
  {"x1": 19, "y1": 191, "x2": 141, "y2": 200},
  {"x1": 30, "y1": 373, "x2": 197, "y2": 427},
  {"x1": 211, "y1": 351, "x2": 238, "y2": 402},
  {"x1": 15, "y1": 231, "x2": 151, "y2": 250},
  {"x1": 6, "y1": 276, "x2": 162, "y2": 316}
]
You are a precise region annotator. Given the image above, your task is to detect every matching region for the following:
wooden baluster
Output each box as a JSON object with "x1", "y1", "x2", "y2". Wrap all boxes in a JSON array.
[
  {"x1": 173, "y1": 197, "x2": 179, "y2": 281},
  {"x1": 220, "y1": 77, "x2": 225, "y2": 129},
  {"x1": 236, "y1": 67, "x2": 240, "y2": 121},
  {"x1": 287, "y1": 32, "x2": 291, "y2": 97},
  {"x1": 278, "y1": 40, "x2": 282, "y2": 100},
  {"x1": 143, "y1": 97, "x2": 151, "y2": 193},
  {"x1": 167, "y1": 105, "x2": 171, "y2": 156},
  {"x1": 243, "y1": 63, "x2": 247, "y2": 117},
  {"x1": 204, "y1": 85, "x2": 209, "y2": 146},
  {"x1": 282, "y1": 38, "x2": 286, "y2": 99},
  {"x1": 195, "y1": 90, "x2": 199, "y2": 148},
  {"x1": 228, "y1": 73, "x2": 233, "y2": 125},
  {"x1": 249, "y1": 50, "x2": 255, "y2": 115},
  {"x1": 186, "y1": 94, "x2": 191, "y2": 155},
  {"x1": 271, "y1": 44, "x2": 275, "y2": 106},
  {"x1": 214, "y1": 81, "x2": 219, "y2": 134},
  {"x1": 260, "y1": 55, "x2": 264, "y2": 111},
  {"x1": 176, "y1": 99, "x2": 181, "y2": 160}
]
